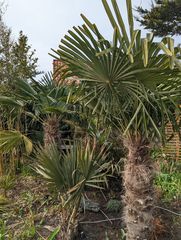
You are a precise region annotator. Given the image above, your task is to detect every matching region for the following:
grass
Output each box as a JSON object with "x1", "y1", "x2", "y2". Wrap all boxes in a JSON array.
[
  {"x1": 155, "y1": 172, "x2": 181, "y2": 202},
  {"x1": 0, "y1": 174, "x2": 61, "y2": 240},
  {"x1": 155, "y1": 157, "x2": 181, "y2": 202}
]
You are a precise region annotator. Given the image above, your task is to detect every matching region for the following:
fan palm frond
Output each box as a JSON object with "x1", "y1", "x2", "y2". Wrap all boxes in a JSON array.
[
  {"x1": 0, "y1": 130, "x2": 33, "y2": 154},
  {"x1": 51, "y1": 0, "x2": 181, "y2": 140}
]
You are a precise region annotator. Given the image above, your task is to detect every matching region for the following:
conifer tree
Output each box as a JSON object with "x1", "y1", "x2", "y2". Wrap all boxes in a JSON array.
[
  {"x1": 0, "y1": 7, "x2": 40, "y2": 92},
  {"x1": 136, "y1": 0, "x2": 181, "y2": 37}
]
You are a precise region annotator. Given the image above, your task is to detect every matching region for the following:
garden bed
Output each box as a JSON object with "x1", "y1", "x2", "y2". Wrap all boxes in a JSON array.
[{"x1": 0, "y1": 173, "x2": 180, "y2": 239}]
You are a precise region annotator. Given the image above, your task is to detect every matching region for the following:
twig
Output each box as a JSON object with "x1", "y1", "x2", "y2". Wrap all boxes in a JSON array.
[
  {"x1": 36, "y1": 230, "x2": 46, "y2": 240},
  {"x1": 79, "y1": 217, "x2": 122, "y2": 224},
  {"x1": 7, "y1": 221, "x2": 23, "y2": 229},
  {"x1": 154, "y1": 205, "x2": 181, "y2": 216},
  {"x1": 100, "y1": 190, "x2": 107, "y2": 201},
  {"x1": 100, "y1": 209, "x2": 113, "y2": 224}
]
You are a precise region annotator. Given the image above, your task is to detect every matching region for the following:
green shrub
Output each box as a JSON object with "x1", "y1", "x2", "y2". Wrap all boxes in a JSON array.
[
  {"x1": 155, "y1": 172, "x2": 181, "y2": 201},
  {"x1": 154, "y1": 155, "x2": 181, "y2": 202},
  {"x1": 106, "y1": 199, "x2": 122, "y2": 213}
]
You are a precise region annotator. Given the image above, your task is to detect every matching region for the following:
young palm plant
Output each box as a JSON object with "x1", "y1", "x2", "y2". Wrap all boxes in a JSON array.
[
  {"x1": 51, "y1": 0, "x2": 181, "y2": 239},
  {"x1": 15, "y1": 74, "x2": 71, "y2": 148},
  {"x1": 0, "y1": 74, "x2": 79, "y2": 175},
  {"x1": 0, "y1": 73, "x2": 78, "y2": 150},
  {"x1": 35, "y1": 139, "x2": 110, "y2": 239}
]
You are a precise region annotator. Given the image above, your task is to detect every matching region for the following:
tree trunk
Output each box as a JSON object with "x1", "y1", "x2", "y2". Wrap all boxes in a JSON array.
[
  {"x1": 43, "y1": 115, "x2": 61, "y2": 149},
  {"x1": 0, "y1": 153, "x2": 3, "y2": 176},
  {"x1": 123, "y1": 137, "x2": 154, "y2": 240}
]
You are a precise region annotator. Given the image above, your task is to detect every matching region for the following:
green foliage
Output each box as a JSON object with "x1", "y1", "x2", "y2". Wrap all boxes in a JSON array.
[
  {"x1": 52, "y1": 0, "x2": 181, "y2": 142},
  {"x1": 18, "y1": 214, "x2": 36, "y2": 240},
  {"x1": 47, "y1": 227, "x2": 60, "y2": 240},
  {"x1": 136, "y1": 0, "x2": 181, "y2": 36},
  {"x1": 20, "y1": 165, "x2": 35, "y2": 177},
  {"x1": 155, "y1": 157, "x2": 181, "y2": 201},
  {"x1": 0, "y1": 220, "x2": 6, "y2": 240},
  {"x1": 0, "y1": 130, "x2": 33, "y2": 154},
  {"x1": 0, "y1": 75, "x2": 78, "y2": 125},
  {"x1": 11, "y1": 31, "x2": 39, "y2": 80},
  {"x1": 0, "y1": 175, "x2": 15, "y2": 196},
  {"x1": 156, "y1": 172, "x2": 181, "y2": 201},
  {"x1": 0, "y1": 74, "x2": 80, "y2": 174},
  {"x1": 106, "y1": 199, "x2": 122, "y2": 212},
  {"x1": 119, "y1": 229, "x2": 126, "y2": 240},
  {"x1": 35, "y1": 140, "x2": 110, "y2": 206},
  {"x1": 0, "y1": 10, "x2": 40, "y2": 91},
  {"x1": 0, "y1": 195, "x2": 9, "y2": 213}
]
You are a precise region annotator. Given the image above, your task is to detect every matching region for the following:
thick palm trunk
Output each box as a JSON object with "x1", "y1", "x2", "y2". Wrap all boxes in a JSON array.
[
  {"x1": 43, "y1": 115, "x2": 61, "y2": 149},
  {"x1": 123, "y1": 137, "x2": 154, "y2": 240}
]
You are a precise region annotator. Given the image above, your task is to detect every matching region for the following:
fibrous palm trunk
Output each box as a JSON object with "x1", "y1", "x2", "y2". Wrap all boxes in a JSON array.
[
  {"x1": 123, "y1": 137, "x2": 154, "y2": 240},
  {"x1": 43, "y1": 115, "x2": 61, "y2": 149}
]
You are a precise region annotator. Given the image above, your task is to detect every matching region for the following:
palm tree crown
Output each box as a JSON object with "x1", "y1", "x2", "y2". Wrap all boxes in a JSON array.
[{"x1": 51, "y1": 0, "x2": 181, "y2": 141}]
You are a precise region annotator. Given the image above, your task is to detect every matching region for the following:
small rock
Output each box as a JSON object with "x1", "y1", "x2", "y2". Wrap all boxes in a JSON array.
[{"x1": 80, "y1": 199, "x2": 100, "y2": 213}]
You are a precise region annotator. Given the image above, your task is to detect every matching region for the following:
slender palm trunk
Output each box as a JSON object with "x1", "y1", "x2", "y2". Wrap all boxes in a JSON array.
[
  {"x1": 0, "y1": 119, "x2": 3, "y2": 176},
  {"x1": 123, "y1": 137, "x2": 154, "y2": 240},
  {"x1": 43, "y1": 115, "x2": 61, "y2": 149},
  {"x1": 0, "y1": 153, "x2": 3, "y2": 176}
]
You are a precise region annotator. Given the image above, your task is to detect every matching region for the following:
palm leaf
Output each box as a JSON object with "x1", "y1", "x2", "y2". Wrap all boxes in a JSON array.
[
  {"x1": 0, "y1": 130, "x2": 33, "y2": 154},
  {"x1": 52, "y1": 0, "x2": 181, "y2": 140}
]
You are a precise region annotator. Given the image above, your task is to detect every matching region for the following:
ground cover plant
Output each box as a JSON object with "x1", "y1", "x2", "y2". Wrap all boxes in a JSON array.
[
  {"x1": 0, "y1": 0, "x2": 181, "y2": 239},
  {"x1": 154, "y1": 150, "x2": 181, "y2": 202}
]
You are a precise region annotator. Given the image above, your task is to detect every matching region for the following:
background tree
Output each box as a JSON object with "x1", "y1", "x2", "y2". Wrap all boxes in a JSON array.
[
  {"x1": 0, "y1": 9, "x2": 40, "y2": 93},
  {"x1": 136, "y1": 0, "x2": 181, "y2": 37},
  {"x1": 0, "y1": 3, "x2": 41, "y2": 174},
  {"x1": 0, "y1": 18, "x2": 12, "y2": 87},
  {"x1": 11, "y1": 31, "x2": 39, "y2": 80}
]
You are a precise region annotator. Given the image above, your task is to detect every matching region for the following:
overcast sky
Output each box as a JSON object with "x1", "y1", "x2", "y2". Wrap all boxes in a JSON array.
[{"x1": 3, "y1": 0, "x2": 179, "y2": 74}]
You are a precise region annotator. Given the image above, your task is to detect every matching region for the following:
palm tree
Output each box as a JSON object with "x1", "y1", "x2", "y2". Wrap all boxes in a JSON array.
[
  {"x1": 51, "y1": 0, "x2": 181, "y2": 239},
  {"x1": 0, "y1": 73, "x2": 79, "y2": 175},
  {"x1": 0, "y1": 73, "x2": 77, "y2": 150}
]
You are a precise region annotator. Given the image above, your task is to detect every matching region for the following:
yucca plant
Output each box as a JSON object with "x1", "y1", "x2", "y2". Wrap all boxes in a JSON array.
[
  {"x1": 51, "y1": 0, "x2": 181, "y2": 239},
  {"x1": 35, "y1": 140, "x2": 110, "y2": 239}
]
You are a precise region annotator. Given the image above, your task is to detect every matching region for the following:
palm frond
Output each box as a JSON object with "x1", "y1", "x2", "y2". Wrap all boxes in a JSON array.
[
  {"x1": 51, "y1": 0, "x2": 181, "y2": 140},
  {"x1": 0, "y1": 130, "x2": 33, "y2": 154}
]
